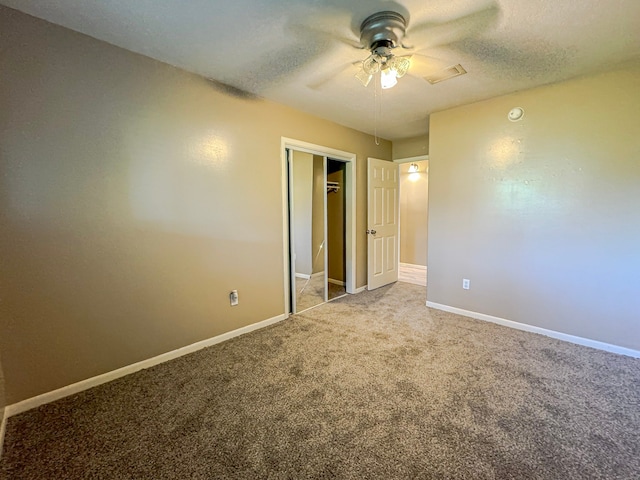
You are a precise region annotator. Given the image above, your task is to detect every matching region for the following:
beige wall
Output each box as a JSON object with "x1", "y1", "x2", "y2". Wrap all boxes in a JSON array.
[
  {"x1": 327, "y1": 166, "x2": 345, "y2": 282},
  {"x1": 392, "y1": 135, "x2": 429, "y2": 160},
  {"x1": 428, "y1": 61, "x2": 640, "y2": 350},
  {"x1": 0, "y1": 7, "x2": 391, "y2": 404},
  {"x1": 399, "y1": 160, "x2": 429, "y2": 266}
]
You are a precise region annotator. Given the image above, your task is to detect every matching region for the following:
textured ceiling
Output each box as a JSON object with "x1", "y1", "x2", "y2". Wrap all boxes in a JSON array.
[{"x1": 3, "y1": 0, "x2": 639, "y2": 140}]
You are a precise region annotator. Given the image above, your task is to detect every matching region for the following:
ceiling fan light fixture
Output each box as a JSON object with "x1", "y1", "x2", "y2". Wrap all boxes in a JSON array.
[
  {"x1": 355, "y1": 11, "x2": 412, "y2": 91},
  {"x1": 380, "y1": 66, "x2": 398, "y2": 89},
  {"x1": 355, "y1": 68, "x2": 373, "y2": 87},
  {"x1": 389, "y1": 56, "x2": 411, "y2": 78},
  {"x1": 362, "y1": 55, "x2": 381, "y2": 75}
]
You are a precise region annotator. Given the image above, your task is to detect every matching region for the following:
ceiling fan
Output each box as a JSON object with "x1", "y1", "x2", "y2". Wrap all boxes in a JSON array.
[
  {"x1": 354, "y1": 11, "x2": 412, "y2": 89},
  {"x1": 310, "y1": 3, "x2": 500, "y2": 91}
]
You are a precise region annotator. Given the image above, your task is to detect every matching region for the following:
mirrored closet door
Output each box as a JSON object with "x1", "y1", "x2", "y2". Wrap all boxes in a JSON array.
[{"x1": 289, "y1": 150, "x2": 327, "y2": 313}]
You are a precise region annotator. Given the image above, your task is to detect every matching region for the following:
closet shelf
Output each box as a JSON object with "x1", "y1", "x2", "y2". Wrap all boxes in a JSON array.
[{"x1": 327, "y1": 181, "x2": 340, "y2": 193}]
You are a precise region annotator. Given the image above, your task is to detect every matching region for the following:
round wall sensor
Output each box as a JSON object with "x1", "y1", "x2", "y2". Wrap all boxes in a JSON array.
[{"x1": 508, "y1": 107, "x2": 524, "y2": 122}]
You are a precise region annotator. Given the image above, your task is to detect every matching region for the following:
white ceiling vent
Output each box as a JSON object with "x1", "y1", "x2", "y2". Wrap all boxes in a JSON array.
[{"x1": 424, "y1": 64, "x2": 467, "y2": 84}]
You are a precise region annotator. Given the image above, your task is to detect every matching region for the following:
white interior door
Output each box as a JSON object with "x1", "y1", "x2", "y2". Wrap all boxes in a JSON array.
[{"x1": 367, "y1": 158, "x2": 399, "y2": 290}]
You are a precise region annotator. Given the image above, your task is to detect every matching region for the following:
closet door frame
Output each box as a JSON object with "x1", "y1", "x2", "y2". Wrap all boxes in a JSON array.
[{"x1": 281, "y1": 138, "x2": 356, "y2": 316}]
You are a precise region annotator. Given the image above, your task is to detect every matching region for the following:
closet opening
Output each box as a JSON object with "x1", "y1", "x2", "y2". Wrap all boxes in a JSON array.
[{"x1": 281, "y1": 138, "x2": 356, "y2": 315}]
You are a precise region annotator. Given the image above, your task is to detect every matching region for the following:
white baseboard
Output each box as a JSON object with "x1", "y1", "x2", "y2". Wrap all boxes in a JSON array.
[
  {"x1": 426, "y1": 301, "x2": 640, "y2": 359},
  {"x1": 295, "y1": 273, "x2": 310, "y2": 280},
  {"x1": 328, "y1": 278, "x2": 345, "y2": 286},
  {"x1": 311, "y1": 271, "x2": 325, "y2": 279},
  {"x1": 4, "y1": 313, "x2": 288, "y2": 419},
  {"x1": 353, "y1": 285, "x2": 367, "y2": 294},
  {"x1": 0, "y1": 408, "x2": 7, "y2": 459},
  {"x1": 399, "y1": 262, "x2": 427, "y2": 270}
]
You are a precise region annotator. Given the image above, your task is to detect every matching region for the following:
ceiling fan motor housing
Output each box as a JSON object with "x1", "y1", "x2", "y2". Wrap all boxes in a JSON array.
[{"x1": 360, "y1": 11, "x2": 407, "y2": 53}]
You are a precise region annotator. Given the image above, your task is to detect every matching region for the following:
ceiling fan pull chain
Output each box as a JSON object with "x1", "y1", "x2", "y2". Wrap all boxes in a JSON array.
[{"x1": 374, "y1": 72, "x2": 380, "y2": 145}]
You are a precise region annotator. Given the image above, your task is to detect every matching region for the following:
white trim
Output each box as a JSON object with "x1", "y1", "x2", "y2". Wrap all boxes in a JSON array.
[
  {"x1": 353, "y1": 285, "x2": 367, "y2": 294},
  {"x1": 311, "y1": 271, "x2": 325, "y2": 279},
  {"x1": 344, "y1": 155, "x2": 356, "y2": 295},
  {"x1": 328, "y1": 278, "x2": 346, "y2": 286},
  {"x1": 0, "y1": 408, "x2": 7, "y2": 459},
  {"x1": 399, "y1": 262, "x2": 427, "y2": 270},
  {"x1": 286, "y1": 148, "x2": 298, "y2": 315},
  {"x1": 281, "y1": 139, "x2": 355, "y2": 162},
  {"x1": 283, "y1": 145, "x2": 293, "y2": 315},
  {"x1": 323, "y1": 156, "x2": 329, "y2": 303},
  {"x1": 4, "y1": 313, "x2": 288, "y2": 418},
  {"x1": 393, "y1": 155, "x2": 429, "y2": 164},
  {"x1": 426, "y1": 302, "x2": 640, "y2": 359}
]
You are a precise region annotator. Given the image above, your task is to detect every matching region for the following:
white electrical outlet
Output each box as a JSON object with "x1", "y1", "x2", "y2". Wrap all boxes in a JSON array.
[
  {"x1": 230, "y1": 290, "x2": 239, "y2": 306},
  {"x1": 462, "y1": 279, "x2": 470, "y2": 290}
]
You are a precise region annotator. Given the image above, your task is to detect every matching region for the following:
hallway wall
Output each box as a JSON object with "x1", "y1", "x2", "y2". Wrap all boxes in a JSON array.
[{"x1": 399, "y1": 160, "x2": 429, "y2": 266}]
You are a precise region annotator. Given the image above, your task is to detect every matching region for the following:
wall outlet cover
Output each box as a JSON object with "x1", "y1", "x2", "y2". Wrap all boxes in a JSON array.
[{"x1": 230, "y1": 290, "x2": 239, "y2": 306}]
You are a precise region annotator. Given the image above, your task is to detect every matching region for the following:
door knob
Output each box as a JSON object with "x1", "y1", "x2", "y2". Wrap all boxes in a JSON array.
[{"x1": 367, "y1": 229, "x2": 377, "y2": 235}]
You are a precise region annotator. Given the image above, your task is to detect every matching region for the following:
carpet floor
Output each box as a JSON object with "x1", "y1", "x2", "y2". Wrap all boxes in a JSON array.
[
  {"x1": 295, "y1": 276, "x2": 346, "y2": 312},
  {"x1": 2, "y1": 282, "x2": 639, "y2": 479}
]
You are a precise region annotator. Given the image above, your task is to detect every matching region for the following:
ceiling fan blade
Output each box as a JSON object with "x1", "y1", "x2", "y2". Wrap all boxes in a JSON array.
[
  {"x1": 402, "y1": 2, "x2": 500, "y2": 51},
  {"x1": 333, "y1": 34, "x2": 366, "y2": 50},
  {"x1": 287, "y1": 22, "x2": 364, "y2": 50},
  {"x1": 307, "y1": 61, "x2": 359, "y2": 90}
]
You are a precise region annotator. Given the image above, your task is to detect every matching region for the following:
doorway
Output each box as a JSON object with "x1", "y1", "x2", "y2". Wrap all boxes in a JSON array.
[
  {"x1": 281, "y1": 138, "x2": 356, "y2": 315},
  {"x1": 327, "y1": 159, "x2": 347, "y2": 300},
  {"x1": 395, "y1": 155, "x2": 429, "y2": 286}
]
